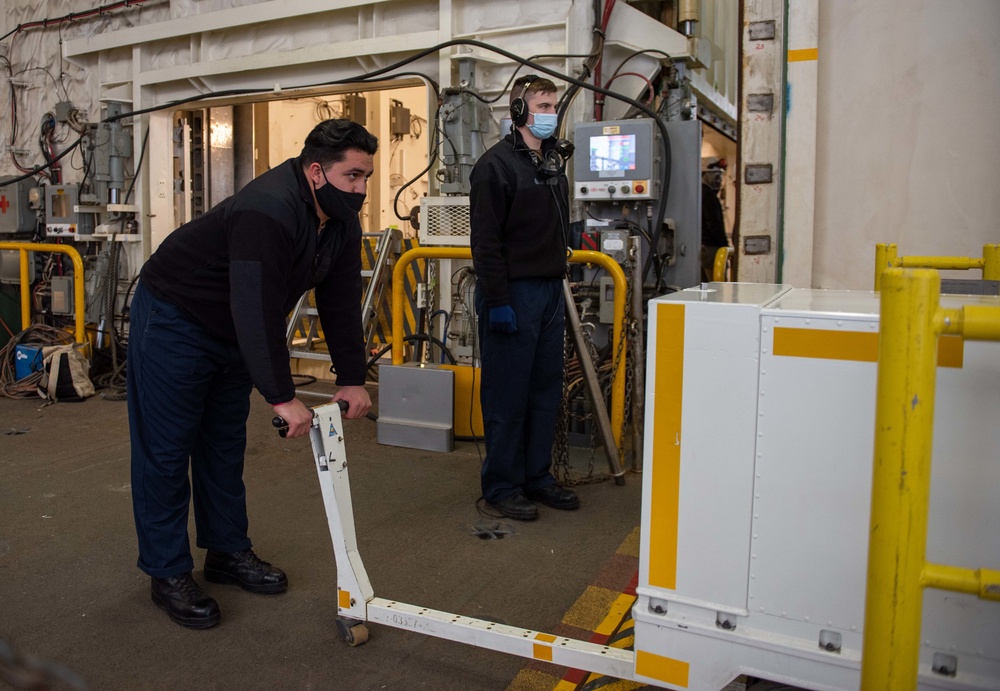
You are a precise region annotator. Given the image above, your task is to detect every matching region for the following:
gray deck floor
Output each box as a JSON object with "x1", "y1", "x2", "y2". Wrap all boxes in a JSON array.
[{"x1": 0, "y1": 380, "x2": 642, "y2": 690}]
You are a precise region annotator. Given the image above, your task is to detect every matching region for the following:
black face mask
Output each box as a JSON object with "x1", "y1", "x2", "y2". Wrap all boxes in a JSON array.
[{"x1": 314, "y1": 169, "x2": 366, "y2": 219}]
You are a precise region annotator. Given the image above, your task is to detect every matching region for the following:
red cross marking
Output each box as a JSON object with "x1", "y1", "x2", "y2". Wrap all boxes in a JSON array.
[{"x1": 0, "y1": 195, "x2": 9, "y2": 213}]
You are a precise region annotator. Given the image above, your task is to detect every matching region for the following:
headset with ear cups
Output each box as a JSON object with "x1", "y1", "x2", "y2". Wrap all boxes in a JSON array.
[{"x1": 509, "y1": 75, "x2": 539, "y2": 128}]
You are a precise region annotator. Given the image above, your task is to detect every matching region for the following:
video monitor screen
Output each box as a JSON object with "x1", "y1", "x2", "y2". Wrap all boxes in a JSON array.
[{"x1": 589, "y1": 134, "x2": 637, "y2": 173}]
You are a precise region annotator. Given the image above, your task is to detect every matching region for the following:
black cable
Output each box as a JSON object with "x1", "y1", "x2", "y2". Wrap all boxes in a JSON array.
[
  {"x1": 365, "y1": 334, "x2": 456, "y2": 371},
  {"x1": 0, "y1": 135, "x2": 83, "y2": 188},
  {"x1": 2, "y1": 37, "x2": 675, "y2": 277}
]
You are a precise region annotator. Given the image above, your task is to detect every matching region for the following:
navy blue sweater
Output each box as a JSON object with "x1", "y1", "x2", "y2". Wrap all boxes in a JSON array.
[
  {"x1": 140, "y1": 157, "x2": 365, "y2": 404},
  {"x1": 469, "y1": 131, "x2": 569, "y2": 308}
]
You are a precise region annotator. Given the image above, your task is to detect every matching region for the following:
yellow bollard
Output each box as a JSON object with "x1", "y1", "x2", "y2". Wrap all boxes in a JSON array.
[
  {"x1": 861, "y1": 268, "x2": 940, "y2": 690},
  {"x1": 984, "y1": 244, "x2": 999, "y2": 281},
  {"x1": 873, "y1": 243, "x2": 898, "y2": 291}
]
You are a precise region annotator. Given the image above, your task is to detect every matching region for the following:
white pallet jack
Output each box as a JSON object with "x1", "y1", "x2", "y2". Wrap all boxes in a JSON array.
[{"x1": 281, "y1": 400, "x2": 638, "y2": 677}]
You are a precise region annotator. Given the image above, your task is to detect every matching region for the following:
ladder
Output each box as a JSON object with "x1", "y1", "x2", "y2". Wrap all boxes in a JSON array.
[{"x1": 286, "y1": 227, "x2": 399, "y2": 363}]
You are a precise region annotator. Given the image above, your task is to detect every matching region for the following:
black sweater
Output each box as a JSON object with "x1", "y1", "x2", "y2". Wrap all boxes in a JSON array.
[
  {"x1": 140, "y1": 157, "x2": 365, "y2": 404},
  {"x1": 469, "y1": 131, "x2": 569, "y2": 308}
]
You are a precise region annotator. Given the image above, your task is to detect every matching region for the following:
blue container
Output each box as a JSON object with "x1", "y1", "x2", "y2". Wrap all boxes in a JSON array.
[{"x1": 14, "y1": 344, "x2": 44, "y2": 380}]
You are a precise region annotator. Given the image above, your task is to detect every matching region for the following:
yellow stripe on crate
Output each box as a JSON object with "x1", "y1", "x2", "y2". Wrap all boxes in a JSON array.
[
  {"x1": 788, "y1": 48, "x2": 818, "y2": 62},
  {"x1": 773, "y1": 328, "x2": 963, "y2": 368},
  {"x1": 649, "y1": 303, "x2": 684, "y2": 591},
  {"x1": 636, "y1": 650, "x2": 689, "y2": 687},
  {"x1": 533, "y1": 633, "x2": 556, "y2": 661},
  {"x1": 338, "y1": 590, "x2": 351, "y2": 609}
]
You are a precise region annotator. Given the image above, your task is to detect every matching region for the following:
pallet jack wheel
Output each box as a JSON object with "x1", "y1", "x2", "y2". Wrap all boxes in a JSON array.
[
  {"x1": 336, "y1": 617, "x2": 369, "y2": 647},
  {"x1": 344, "y1": 624, "x2": 369, "y2": 647}
]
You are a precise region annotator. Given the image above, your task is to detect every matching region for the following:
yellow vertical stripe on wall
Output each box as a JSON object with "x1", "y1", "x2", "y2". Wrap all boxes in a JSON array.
[
  {"x1": 649, "y1": 303, "x2": 684, "y2": 590},
  {"x1": 636, "y1": 650, "x2": 690, "y2": 687},
  {"x1": 772, "y1": 327, "x2": 963, "y2": 368}
]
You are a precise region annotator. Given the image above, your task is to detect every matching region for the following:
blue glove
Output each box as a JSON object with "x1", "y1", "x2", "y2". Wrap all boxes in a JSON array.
[{"x1": 489, "y1": 305, "x2": 517, "y2": 333}]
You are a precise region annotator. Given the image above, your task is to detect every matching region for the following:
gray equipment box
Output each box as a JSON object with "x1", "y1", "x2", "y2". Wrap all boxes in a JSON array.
[
  {"x1": 377, "y1": 363, "x2": 454, "y2": 452},
  {"x1": 0, "y1": 177, "x2": 36, "y2": 234}
]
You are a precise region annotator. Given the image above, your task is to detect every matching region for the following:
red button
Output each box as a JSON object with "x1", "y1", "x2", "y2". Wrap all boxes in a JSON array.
[{"x1": 634, "y1": 184, "x2": 645, "y2": 193}]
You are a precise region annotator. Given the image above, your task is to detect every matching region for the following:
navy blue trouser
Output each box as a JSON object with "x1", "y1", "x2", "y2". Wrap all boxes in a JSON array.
[
  {"x1": 127, "y1": 283, "x2": 254, "y2": 578},
  {"x1": 476, "y1": 278, "x2": 564, "y2": 504}
]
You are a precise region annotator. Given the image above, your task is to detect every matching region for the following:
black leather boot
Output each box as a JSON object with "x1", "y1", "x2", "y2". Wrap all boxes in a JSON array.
[
  {"x1": 204, "y1": 548, "x2": 288, "y2": 594},
  {"x1": 150, "y1": 573, "x2": 221, "y2": 629}
]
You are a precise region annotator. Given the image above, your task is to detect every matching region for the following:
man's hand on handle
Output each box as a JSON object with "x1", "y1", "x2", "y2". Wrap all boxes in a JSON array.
[
  {"x1": 272, "y1": 386, "x2": 371, "y2": 437},
  {"x1": 271, "y1": 398, "x2": 315, "y2": 438},
  {"x1": 333, "y1": 385, "x2": 371, "y2": 420}
]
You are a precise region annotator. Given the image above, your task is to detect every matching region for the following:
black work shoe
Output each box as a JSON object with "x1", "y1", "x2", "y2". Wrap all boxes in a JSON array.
[
  {"x1": 526, "y1": 484, "x2": 580, "y2": 510},
  {"x1": 204, "y1": 548, "x2": 288, "y2": 594},
  {"x1": 150, "y1": 573, "x2": 221, "y2": 629},
  {"x1": 489, "y1": 493, "x2": 539, "y2": 521}
]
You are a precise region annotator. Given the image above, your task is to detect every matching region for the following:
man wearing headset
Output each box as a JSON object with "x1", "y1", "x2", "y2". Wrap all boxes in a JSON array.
[{"x1": 469, "y1": 74, "x2": 579, "y2": 521}]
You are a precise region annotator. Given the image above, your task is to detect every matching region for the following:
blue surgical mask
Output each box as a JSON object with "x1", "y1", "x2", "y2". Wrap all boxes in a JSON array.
[{"x1": 527, "y1": 112, "x2": 558, "y2": 140}]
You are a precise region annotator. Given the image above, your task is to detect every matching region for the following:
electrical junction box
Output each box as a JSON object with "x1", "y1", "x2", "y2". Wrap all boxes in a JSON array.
[
  {"x1": 14, "y1": 345, "x2": 44, "y2": 380},
  {"x1": 0, "y1": 176, "x2": 36, "y2": 234},
  {"x1": 45, "y1": 184, "x2": 93, "y2": 238},
  {"x1": 343, "y1": 94, "x2": 367, "y2": 126},
  {"x1": 0, "y1": 250, "x2": 35, "y2": 284},
  {"x1": 600, "y1": 228, "x2": 628, "y2": 263},
  {"x1": 598, "y1": 276, "x2": 615, "y2": 324},
  {"x1": 50, "y1": 276, "x2": 74, "y2": 315},
  {"x1": 635, "y1": 283, "x2": 1000, "y2": 690},
  {"x1": 390, "y1": 104, "x2": 411, "y2": 136}
]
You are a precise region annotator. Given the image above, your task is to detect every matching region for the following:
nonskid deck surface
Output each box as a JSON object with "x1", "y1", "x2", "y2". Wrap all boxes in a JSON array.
[{"x1": 0, "y1": 381, "x2": 642, "y2": 690}]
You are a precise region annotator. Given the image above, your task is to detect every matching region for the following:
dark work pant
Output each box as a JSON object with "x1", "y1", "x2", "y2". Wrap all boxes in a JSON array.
[
  {"x1": 127, "y1": 283, "x2": 254, "y2": 578},
  {"x1": 476, "y1": 278, "x2": 564, "y2": 503}
]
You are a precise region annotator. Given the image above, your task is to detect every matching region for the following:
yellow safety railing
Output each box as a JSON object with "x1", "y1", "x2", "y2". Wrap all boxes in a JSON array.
[
  {"x1": 861, "y1": 268, "x2": 1000, "y2": 690},
  {"x1": 390, "y1": 247, "x2": 628, "y2": 449},
  {"x1": 712, "y1": 246, "x2": 733, "y2": 282},
  {"x1": 873, "y1": 243, "x2": 999, "y2": 290},
  {"x1": 0, "y1": 242, "x2": 86, "y2": 343}
]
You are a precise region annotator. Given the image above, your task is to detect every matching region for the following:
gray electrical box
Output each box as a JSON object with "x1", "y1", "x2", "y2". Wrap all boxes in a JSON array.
[
  {"x1": 51, "y1": 276, "x2": 75, "y2": 315},
  {"x1": 0, "y1": 177, "x2": 36, "y2": 234},
  {"x1": 0, "y1": 250, "x2": 36, "y2": 284},
  {"x1": 390, "y1": 104, "x2": 411, "y2": 136},
  {"x1": 343, "y1": 94, "x2": 367, "y2": 126},
  {"x1": 600, "y1": 229, "x2": 628, "y2": 263}
]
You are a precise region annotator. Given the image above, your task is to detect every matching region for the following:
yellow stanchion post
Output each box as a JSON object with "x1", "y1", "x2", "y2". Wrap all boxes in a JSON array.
[
  {"x1": 861, "y1": 268, "x2": 940, "y2": 690},
  {"x1": 984, "y1": 244, "x2": 999, "y2": 281},
  {"x1": 873, "y1": 243, "x2": 899, "y2": 291},
  {"x1": 0, "y1": 241, "x2": 87, "y2": 343},
  {"x1": 712, "y1": 247, "x2": 730, "y2": 282},
  {"x1": 389, "y1": 247, "x2": 628, "y2": 450}
]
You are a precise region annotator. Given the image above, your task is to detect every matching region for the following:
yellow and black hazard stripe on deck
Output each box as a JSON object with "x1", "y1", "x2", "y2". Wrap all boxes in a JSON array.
[
  {"x1": 507, "y1": 528, "x2": 652, "y2": 691},
  {"x1": 361, "y1": 236, "x2": 425, "y2": 348}
]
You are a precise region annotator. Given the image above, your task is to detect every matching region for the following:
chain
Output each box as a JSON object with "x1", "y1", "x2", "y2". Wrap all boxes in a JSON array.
[
  {"x1": 552, "y1": 280, "x2": 622, "y2": 487},
  {"x1": 623, "y1": 244, "x2": 639, "y2": 451},
  {"x1": 552, "y1": 326, "x2": 573, "y2": 484},
  {"x1": 0, "y1": 638, "x2": 89, "y2": 690}
]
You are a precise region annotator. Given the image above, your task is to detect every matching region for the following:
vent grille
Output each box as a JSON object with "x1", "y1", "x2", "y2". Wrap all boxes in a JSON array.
[{"x1": 418, "y1": 196, "x2": 471, "y2": 246}]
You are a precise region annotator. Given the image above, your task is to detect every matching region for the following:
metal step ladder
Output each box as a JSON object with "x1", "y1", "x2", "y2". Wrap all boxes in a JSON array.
[{"x1": 286, "y1": 228, "x2": 399, "y2": 363}]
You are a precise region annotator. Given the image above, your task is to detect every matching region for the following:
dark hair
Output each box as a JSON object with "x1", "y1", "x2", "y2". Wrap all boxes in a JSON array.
[
  {"x1": 509, "y1": 74, "x2": 557, "y2": 106},
  {"x1": 300, "y1": 119, "x2": 378, "y2": 167}
]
